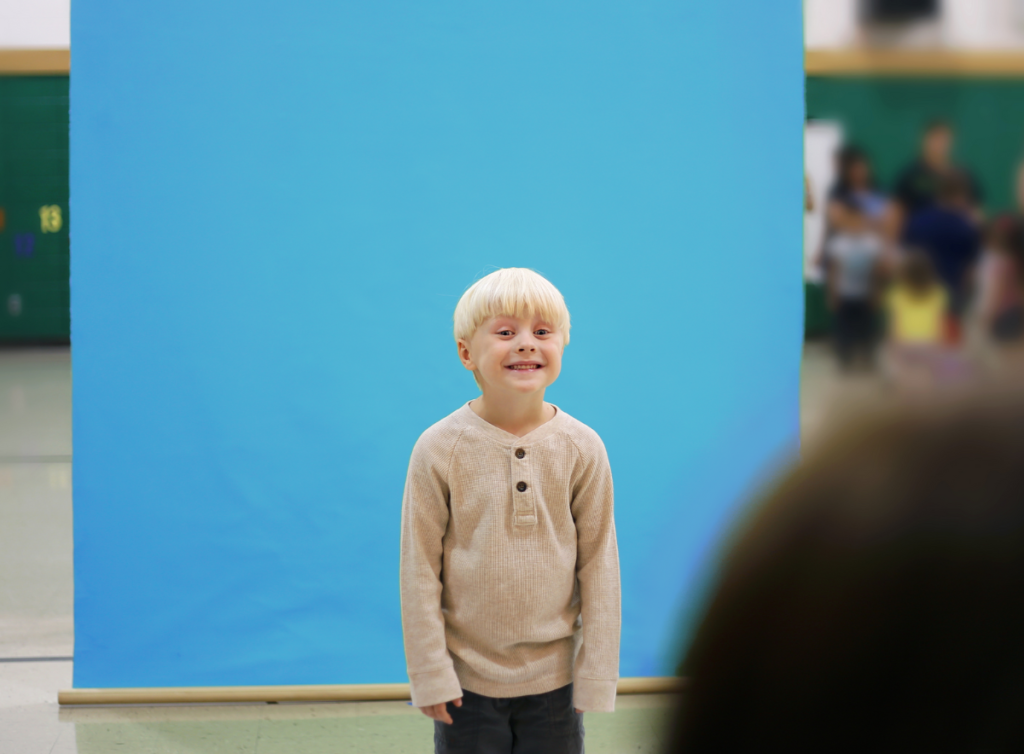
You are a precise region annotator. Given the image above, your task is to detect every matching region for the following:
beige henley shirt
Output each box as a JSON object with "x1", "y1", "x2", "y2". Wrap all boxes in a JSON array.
[{"x1": 399, "y1": 400, "x2": 621, "y2": 712}]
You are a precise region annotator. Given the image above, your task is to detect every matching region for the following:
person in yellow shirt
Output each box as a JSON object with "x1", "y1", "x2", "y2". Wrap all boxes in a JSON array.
[
  {"x1": 887, "y1": 251, "x2": 948, "y2": 344},
  {"x1": 884, "y1": 250, "x2": 951, "y2": 391}
]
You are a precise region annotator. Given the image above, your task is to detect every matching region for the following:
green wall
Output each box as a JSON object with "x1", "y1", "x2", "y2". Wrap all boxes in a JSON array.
[
  {"x1": 0, "y1": 76, "x2": 70, "y2": 342},
  {"x1": 806, "y1": 76, "x2": 1024, "y2": 213},
  {"x1": 804, "y1": 76, "x2": 1024, "y2": 338}
]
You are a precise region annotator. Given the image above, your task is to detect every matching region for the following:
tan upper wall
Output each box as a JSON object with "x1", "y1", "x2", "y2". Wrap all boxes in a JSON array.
[
  {"x1": 0, "y1": 49, "x2": 69, "y2": 75},
  {"x1": 806, "y1": 49, "x2": 1024, "y2": 77}
]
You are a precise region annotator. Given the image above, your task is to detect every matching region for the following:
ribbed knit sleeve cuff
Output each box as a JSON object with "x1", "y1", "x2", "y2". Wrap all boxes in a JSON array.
[
  {"x1": 409, "y1": 666, "x2": 463, "y2": 709},
  {"x1": 572, "y1": 676, "x2": 618, "y2": 712}
]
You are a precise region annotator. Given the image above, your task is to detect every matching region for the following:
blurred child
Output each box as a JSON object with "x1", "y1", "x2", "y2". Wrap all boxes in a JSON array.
[
  {"x1": 884, "y1": 250, "x2": 964, "y2": 392},
  {"x1": 825, "y1": 198, "x2": 885, "y2": 372}
]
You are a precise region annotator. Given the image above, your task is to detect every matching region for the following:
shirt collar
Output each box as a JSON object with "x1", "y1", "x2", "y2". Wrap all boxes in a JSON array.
[{"x1": 458, "y1": 400, "x2": 565, "y2": 446}]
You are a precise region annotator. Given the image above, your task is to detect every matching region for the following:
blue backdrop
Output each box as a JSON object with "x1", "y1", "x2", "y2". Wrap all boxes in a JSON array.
[{"x1": 71, "y1": 1, "x2": 803, "y2": 688}]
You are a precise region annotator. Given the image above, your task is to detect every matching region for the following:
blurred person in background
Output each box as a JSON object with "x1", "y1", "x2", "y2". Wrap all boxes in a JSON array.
[
  {"x1": 815, "y1": 145, "x2": 894, "y2": 281},
  {"x1": 998, "y1": 160, "x2": 1024, "y2": 361},
  {"x1": 1015, "y1": 158, "x2": 1024, "y2": 220},
  {"x1": 883, "y1": 250, "x2": 961, "y2": 392},
  {"x1": 824, "y1": 198, "x2": 885, "y2": 373},
  {"x1": 663, "y1": 388, "x2": 1024, "y2": 754},
  {"x1": 827, "y1": 146, "x2": 890, "y2": 234},
  {"x1": 902, "y1": 172, "x2": 981, "y2": 336},
  {"x1": 990, "y1": 217, "x2": 1024, "y2": 371},
  {"x1": 893, "y1": 120, "x2": 984, "y2": 228},
  {"x1": 965, "y1": 215, "x2": 1022, "y2": 370}
]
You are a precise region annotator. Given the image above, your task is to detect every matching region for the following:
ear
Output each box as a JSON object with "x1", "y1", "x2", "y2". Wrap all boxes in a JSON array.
[{"x1": 456, "y1": 339, "x2": 475, "y2": 371}]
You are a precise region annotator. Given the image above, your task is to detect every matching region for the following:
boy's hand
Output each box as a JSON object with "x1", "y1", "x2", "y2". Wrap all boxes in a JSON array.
[{"x1": 419, "y1": 697, "x2": 462, "y2": 725}]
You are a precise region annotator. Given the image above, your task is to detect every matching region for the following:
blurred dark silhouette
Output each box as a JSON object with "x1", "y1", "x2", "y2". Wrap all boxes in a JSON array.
[
  {"x1": 663, "y1": 389, "x2": 1024, "y2": 753},
  {"x1": 816, "y1": 145, "x2": 896, "y2": 293},
  {"x1": 861, "y1": 0, "x2": 939, "y2": 24},
  {"x1": 893, "y1": 120, "x2": 984, "y2": 226},
  {"x1": 903, "y1": 172, "x2": 981, "y2": 324},
  {"x1": 827, "y1": 145, "x2": 890, "y2": 239},
  {"x1": 994, "y1": 217, "x2": 1024, "y2": 352},
  {"x1": 969, "y1": 215, "x2": 1023, "y2": 352}
]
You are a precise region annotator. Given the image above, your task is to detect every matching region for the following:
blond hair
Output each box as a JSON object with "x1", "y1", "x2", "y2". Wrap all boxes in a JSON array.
[
  {"x1": 454, "y1": 268, "x2": 573, "y2": 389},
  {"x1": 454, "y1": 268, "x2": 571, "y2": 389}
]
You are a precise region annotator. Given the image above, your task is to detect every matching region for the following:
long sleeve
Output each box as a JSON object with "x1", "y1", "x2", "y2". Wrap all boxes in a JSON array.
[
  {"x1": 399, "y1": 432, "x2": 463, "y2": 708},
  {"x1": 399, "y1": 403, "x2": 620, "y2": 707},
  {"x1": 569, "y1": 434, "x2": 621, "y2": 712}
]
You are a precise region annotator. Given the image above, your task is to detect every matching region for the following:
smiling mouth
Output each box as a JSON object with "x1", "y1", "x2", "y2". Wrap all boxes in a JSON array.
[{"x1": 507, "y1": 364, "x2": 542, "y2": 371}]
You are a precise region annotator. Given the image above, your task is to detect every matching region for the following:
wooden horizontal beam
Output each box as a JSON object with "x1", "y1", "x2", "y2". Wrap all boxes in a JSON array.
[
  {"x1": 806, "y1": 48, "x2": 1024, "y2": 77},
  {"x1": 5, "y1": 47, "x2": 1024, "y2": 79},
  {"x1": 58, "y1": 676, "x2": 685, "y2": 706},
  {"x1": 0, "y1": 49, "x2": 70, "y2": 75}
]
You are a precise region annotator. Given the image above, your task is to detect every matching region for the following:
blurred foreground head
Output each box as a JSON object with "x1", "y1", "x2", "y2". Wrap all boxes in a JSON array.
[{"x1": 666, "y1": 389, "x2": 1024, "y2": 753}]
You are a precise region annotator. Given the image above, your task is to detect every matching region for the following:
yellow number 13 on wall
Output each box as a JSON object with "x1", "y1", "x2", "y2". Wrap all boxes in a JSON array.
[{"x1": 39, "y1": 205, "x2": 62, "y2": 233}]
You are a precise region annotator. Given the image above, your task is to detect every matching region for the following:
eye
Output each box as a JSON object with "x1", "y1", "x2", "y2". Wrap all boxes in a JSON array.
[
  {"x1": 498, "y1": 330, "x2": 513, "y2": 336},
  {"x1": 535, "y1": 329, "x2": 550, "y2": 336}
]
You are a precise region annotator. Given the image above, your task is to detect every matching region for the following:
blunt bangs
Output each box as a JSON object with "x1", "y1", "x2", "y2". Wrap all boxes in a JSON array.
[{"x1": 453, "y1": 268, "x2": 571, "y2": 347}]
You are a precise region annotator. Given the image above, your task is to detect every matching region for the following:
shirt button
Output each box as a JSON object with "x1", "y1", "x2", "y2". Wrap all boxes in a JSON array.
[
  {"x1": 516, "y1": 481, "x2": 527, "y2": 492},
  {"x1": 515, "y1": 448, "x2": 526, "y2": 459}
]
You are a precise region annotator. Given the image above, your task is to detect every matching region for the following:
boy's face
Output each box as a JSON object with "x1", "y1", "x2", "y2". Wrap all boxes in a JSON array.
[{"x1": 458, "y1": 313, "x2": 564, "y2": 396}]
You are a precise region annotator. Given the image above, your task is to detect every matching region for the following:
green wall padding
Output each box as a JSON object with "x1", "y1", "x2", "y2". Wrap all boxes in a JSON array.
[
  {"x1": 0, "y1": 76, "x2": 70, "y2": 341},
  {"x1": 804, "y1": 281, "x2": 832, "y2": 338},
  {"x1": 806, "y1": 76, "x2": 1024, "y2": 214}
]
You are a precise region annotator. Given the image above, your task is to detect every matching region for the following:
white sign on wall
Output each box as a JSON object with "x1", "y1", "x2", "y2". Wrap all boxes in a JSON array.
[{"x1": 804, "y1": 120, "x2": 844, "y2": 282}]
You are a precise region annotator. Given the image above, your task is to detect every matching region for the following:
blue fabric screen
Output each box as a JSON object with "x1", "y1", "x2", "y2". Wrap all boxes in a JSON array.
[{"x1": 71, "y1": 1, "x2": 803, "y2": 688}]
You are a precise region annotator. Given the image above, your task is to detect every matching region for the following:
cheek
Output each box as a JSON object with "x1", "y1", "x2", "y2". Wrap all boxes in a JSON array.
[
  {"x1": 483, "y1": 344, "x2": 510, "y2": 367},
  {"x1": 545, "y1": 346, "x2": 563, "y2": 368}
]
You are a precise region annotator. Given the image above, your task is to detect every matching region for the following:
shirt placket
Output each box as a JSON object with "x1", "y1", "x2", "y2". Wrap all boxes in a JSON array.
[{"x1": 512, "y1": 444, "x2": 536, "y2": 527}]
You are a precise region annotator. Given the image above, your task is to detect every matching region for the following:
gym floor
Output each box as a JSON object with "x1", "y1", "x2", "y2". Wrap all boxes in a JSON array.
[{"x1": 0, "y1": 342, "x2": 868, "y2": 753}]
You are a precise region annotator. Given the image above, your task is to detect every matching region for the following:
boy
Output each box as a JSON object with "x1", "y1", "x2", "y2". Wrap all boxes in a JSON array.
[
  {"x1": 399, "y1": 267, "x2": 621, "y2": 753},
  {"x1": 825, "y1": 198, "x2": 885, "y2": 372}
]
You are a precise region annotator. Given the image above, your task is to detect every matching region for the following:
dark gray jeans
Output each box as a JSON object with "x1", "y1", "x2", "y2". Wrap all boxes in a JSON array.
[{"x1": 433, "y1": 682, "x2": 584, "y2": 754}]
